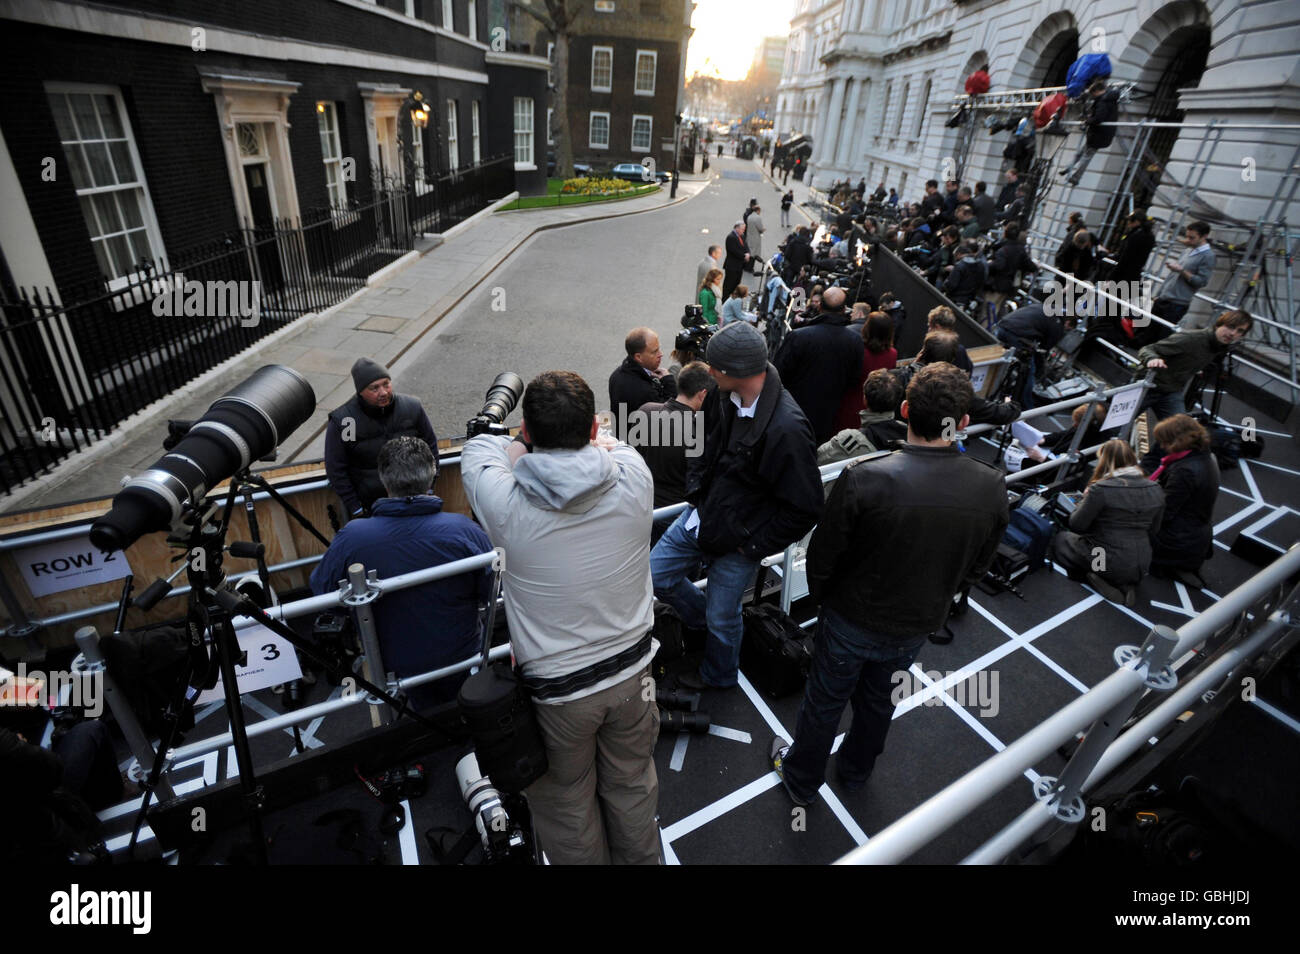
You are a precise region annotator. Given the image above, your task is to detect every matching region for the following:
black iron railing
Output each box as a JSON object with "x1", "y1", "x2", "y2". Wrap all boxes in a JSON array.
[{"x1": 0, "y1": 163, "x2": 512, "y2": 497}]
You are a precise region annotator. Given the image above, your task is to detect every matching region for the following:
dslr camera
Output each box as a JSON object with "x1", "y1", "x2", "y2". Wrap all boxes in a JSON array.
[{"x1": 466, "y1": 372, "x2": 524, "y2": 438}]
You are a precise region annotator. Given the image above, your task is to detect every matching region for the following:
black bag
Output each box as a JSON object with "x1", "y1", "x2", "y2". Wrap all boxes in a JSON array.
[
  {"x1": 650, "y1": 602, "x2": 684, "y2": 680},
  {"x1": 457, "y1": 662, "x2": 548, "y2": 795},
  {"x1": 1208, "y1": 425, "x2": 1263, "y2": 470},
  {"x1": 99, "y1": 623, "x2": 193, "y2": 735},
  {"x1": 979, "y1": 542, "x2": 1033, "y2": 595},
  {"x1": 740, "y1": 604, "x2": 813, "y2": 698}
]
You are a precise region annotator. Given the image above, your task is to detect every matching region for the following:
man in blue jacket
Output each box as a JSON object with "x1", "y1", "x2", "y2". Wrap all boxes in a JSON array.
[{"x1": 311, "y1": 436, "x2": 493, "y2": 711}]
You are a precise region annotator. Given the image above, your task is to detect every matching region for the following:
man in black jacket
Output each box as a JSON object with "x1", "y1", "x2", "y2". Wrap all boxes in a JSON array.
[
  {"x1": 987, "y1": 223, "x2": 1037, "y2": 299},
  {"x1": 1062, "y1": 78, "x2": 1120, "y2": 186},
  {"x1": 780, "y1": 226, "x2": 814, "y2": 282},
  {"x1": 609, "y1": 327, "x2": 676, "y2": 425},
  {"x1": 632, "y1": 361, "x2": 712, "y2": 543},
  {"x1": 723, "y1": 221, "x2": 752, "y2": 300},
  {"x1": 325, "y1": 358, "x2": 438, "y2": 517},
  {"x1": 996, "y1": 168, "x2": 1021, "y2": 213},
  {"x1": 892, "y1": 332, "x2": 1020, "y2": 426},
  {"x1": 996, "y1": 302, "x2": 1070, "y2": 408},
  {"x1": 772, "y1": 363, "x2": 1008, "y2": 805},
  {"x1": 773, "y1": 287, "x2": 865, "y2": 444},
  {"x1": 651, "y1": 323, "x2": 823, "y2": 690},
  {"x1": 942, "y1": 241, "x2": 987, "y2": 309}
]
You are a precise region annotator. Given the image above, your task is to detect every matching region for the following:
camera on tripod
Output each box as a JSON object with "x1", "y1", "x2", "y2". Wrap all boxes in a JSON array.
[{"x1": 465, "y1": 372, "x2": 524, "y2": 439}]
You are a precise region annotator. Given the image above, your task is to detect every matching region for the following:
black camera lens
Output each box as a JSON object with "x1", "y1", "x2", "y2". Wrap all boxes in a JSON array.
[
  {"x1": 659, "y1": 709, "x2": 711, "y2": 733},
  {"x1": 480, "y1": 372, "x2": 524, "y2": 425}
]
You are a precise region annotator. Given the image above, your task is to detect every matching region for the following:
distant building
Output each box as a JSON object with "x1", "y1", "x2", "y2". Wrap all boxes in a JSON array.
[{"x1": 510, "y1": 0, "x2": 694, "y2": 173}]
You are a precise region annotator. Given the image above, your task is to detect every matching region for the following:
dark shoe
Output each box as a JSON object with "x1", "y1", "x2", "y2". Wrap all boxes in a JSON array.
[
  {"x1": 770, "y1": 737, "x2": 811, "y2": 808},
  {"x1": 1086, "y1": 571, "x2": 1128, "y2": 605},
  {"x1": 1176, "y1": 569, "x2": 1206, "y2": 589},
  {"x1": 835, "y1": 764, "x2": 867, "y2": 793},
  {"x1": 1124, "y1": 586, "x2": 1137, "y2": 609}
]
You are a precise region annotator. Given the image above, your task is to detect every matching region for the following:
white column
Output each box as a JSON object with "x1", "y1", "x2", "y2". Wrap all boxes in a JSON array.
[
  {"x1": 818, "y1": 77, "x2": 847, "y2": 164},
  {"x1": 836, "y1": 77, "x2": 864, "y2": 169}
]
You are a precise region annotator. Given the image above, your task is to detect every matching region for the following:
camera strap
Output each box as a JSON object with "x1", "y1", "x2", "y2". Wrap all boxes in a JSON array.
[{"x1": 522, "y1": 632, "x2": 653, "y2": 701}]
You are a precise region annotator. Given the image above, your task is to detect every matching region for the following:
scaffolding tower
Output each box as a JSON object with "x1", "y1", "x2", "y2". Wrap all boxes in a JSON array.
[{"x1": 946, "y1": 88, "x2": 1300, "y2": 405}]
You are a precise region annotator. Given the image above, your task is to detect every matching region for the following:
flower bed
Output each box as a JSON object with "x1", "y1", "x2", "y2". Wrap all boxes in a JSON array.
[{"x1": 560, "y1": 176, "x2": 638, "y2": 196}]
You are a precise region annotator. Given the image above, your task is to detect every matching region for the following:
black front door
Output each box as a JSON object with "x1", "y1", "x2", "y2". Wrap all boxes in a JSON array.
[{"x1": 244, "y1": 163, "x2": 283, "y2": 292}]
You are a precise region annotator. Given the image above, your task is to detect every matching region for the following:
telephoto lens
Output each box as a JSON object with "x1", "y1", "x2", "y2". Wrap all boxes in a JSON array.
[
  {"x1": 465, "y1": 372, "x2": 524, "y2": 438},
  {"x1": 659, "y1": 709, "x2": 711, "y2": 734},
  {"x1": 89, "y1": 365, "x2": 315, "y2": 553}
]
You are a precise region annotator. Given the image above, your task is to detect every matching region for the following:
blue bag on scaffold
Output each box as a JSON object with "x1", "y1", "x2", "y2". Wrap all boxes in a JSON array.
[{"x1": 1065, "y1": 53, "x2": 1113, "y2": 98}]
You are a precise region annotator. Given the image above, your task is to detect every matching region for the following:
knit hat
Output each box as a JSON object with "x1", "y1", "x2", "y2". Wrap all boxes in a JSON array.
[
  {"x1": 351, "y1": 357, "x2": 391, "y2": 393},
  {"x1": 706, "y1": 322, "x2": 768, "y2": 378}
]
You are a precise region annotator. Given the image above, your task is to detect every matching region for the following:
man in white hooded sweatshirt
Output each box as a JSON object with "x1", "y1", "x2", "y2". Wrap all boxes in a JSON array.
[{"x1": 460, "y1": 370, "x2": 660, "y2": 865}]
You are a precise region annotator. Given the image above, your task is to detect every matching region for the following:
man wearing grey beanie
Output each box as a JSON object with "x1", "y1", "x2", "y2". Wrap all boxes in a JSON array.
[
  {"x1": 324, "y1": 357, "x2": 438, "y2": 518},
  {"x1": 650, "y1": 322, "x2": 823, "y2": 690}
]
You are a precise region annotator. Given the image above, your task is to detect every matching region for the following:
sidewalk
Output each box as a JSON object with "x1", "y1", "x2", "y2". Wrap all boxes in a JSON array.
[
  {"x1": 4, "y1": 177, "x2": 711, "y2": 514},
  {"x1": 748, "y1": 156, "x2": 823, "y2": 233}
]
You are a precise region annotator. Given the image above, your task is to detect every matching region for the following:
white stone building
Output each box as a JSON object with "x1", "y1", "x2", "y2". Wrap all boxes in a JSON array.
[{"x1": 773, "y1": 0, "x2": 1300, "y2": 394}]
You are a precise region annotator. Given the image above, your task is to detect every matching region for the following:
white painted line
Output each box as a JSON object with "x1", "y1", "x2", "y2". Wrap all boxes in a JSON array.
[
  {"x1": 1251, "y1": 697, "x2": 1300, "y2": 736},
  {"x1": 669, "y1": 732, "x2": 690, "y2": 772},
  {"x1": 660, "y1": 772, "x2": 782, "y2": 842},
  {"x1": 1213, "y1": 501, "x2": 1266, "y2": 535},
  {"x1": 107, "y1": 826, "x2": 154, "y2": 853},
  {"x1": 1242, "y1": 505, "x2": 1295, "y2": 538},
  {"x1": 1018, "y1": 594, "x2": 1104, "y2": 642},
  {"x1": 967, "y1": 597, "x2": 1091, "y2": 694},
  {"x1": 97, "y1": 792, "x2": 158, "y2": 822},
  {"x1": 662, "y1": 829, "x2": 680, "y2": 865},
  {"x1": 1239, "y1": 460, "x2": 1262, "y2": 500},
  {"x1": 707, "y1": 724, "x2": 753, "y2": 744},
  {"x1": 1221, "y1": 486, "x2": 1254, "y2": 501},
  {"x1": 910, "y1": 667, "x2": 1038, "y2": 786},
  {"x1": 1249, "y1": 459, "x2": 1300, "y2": 478},
  {"x1": 819, "y1": 783, "x2": 869, "y2": 845},
  {"x1": 397, "y1": 799, "x2": 419, "y2": 865}
]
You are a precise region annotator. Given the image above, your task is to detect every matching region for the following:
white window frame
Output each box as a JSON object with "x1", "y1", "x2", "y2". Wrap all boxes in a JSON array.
[
  {"x1": 895, "y1": 80, "x2": 910, "y2": 135},
  {"x1": 442, "y1": 0, "x2": 454, "y2": 31},
  {"x1": 547, "y1": 42, "x2": 555, "y2": 88},
  {"x1": 631, "y1": 114, "x2": 652, "y2": 151},
  {"x1": 471, "y1": 101, "x2": 481, "y2": 164},
  {"x1": 46, "y1": 83, "x2": 168, "y2": 289},
  {"x1": 446, "y1": 99, "x2": 459, "y2": 169},
  {"x1": 467, "y1": 0, "x2": 477, "y2": 40},
  {"x1": 411, "y1": 122, "x2": 432, "y2": 194},
  {"x1": 513, "y1": 96, "x2": 535, "y2": 169},
  {"x1": 589, "y1": 110, "x2": 610, "y2": 150},
  {"x1": 634, "y1": 50, "x2": 657, "y2": 96},
  {"x1": 914, "y1": 77, "x2": 931, "y2": 139},
  {"x1": 547, "y1": 107, "x2": 554, "y2": 145},
  {"x1": 403, "y1": 0, "x2": 415, "y2": 16},
  {"x1": 591, "y1": 46, "x2": 613, "y2": 92},
  {"x1": 317, "y1": 101, "x2": 356, "y2": 226}
]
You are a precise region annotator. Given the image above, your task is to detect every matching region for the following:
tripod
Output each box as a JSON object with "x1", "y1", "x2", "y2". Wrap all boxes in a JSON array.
[{"x1": 125, "y1": 479, "x2": 449, "y2": 863}]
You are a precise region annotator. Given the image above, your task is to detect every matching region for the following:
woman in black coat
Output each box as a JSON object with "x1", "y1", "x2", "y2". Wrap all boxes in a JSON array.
[
  {"x1": 1148, "y1": 414, "x2": 1220, "y2": 585},
  {"x1": 1051, "y1": 439, "x2": 1165, "y2": 605}
]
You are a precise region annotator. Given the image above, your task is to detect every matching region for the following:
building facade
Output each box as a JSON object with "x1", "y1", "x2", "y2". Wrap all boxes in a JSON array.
[
  {"x1": 509, "y1": 0, "x2": 694, "y2": 173},
  {"x1": 772, "y1": 0, "x2": 1300, "y2": 344},
  {"x1": 0, "y1": 0, "x2": 547, "y2": 301}
]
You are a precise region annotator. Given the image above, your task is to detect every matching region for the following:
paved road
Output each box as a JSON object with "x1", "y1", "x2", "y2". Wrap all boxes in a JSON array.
[{"x1": 394, "y1": 156, "x2": 813, "y2": 442}]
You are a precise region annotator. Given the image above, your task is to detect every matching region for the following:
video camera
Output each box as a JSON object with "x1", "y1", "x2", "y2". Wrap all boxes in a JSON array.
[
  {"x1": 676, "y1": 303, "x2": 713, "y2": 356},
  {"x1": 465, "y1": 372, "x2": 524, "y2": 439}
]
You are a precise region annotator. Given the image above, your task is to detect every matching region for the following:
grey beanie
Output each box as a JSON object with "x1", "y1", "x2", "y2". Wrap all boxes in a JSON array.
[
  {"x1": 351, "y1": 357, "x2": 391, "y2": 393},
  {"x1": 706, "y1": 322, "x2": 768, "y2": 378}
]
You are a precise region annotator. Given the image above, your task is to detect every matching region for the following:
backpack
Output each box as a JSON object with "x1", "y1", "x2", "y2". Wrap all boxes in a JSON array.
[
  {"x1": 1034, "y1": 92, "x2": 1067, "y2": 128},
  {"x1": 1065, "y1": 53, "x2": 1113, "y2": 98}
]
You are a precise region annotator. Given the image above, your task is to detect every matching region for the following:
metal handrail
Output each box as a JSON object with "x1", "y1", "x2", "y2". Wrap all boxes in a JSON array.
[{"x1": 835, "y1": 544, "x2": 1300, "y2": 865}]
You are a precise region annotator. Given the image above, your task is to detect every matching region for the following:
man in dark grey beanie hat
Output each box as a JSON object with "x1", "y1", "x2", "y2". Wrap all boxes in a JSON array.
[
  {"x1": 650, "y1": 322, "x2": 823, "y2": 690},
  {"x1": 324, "y1": 357, "x2": 438, "y2": 518}
]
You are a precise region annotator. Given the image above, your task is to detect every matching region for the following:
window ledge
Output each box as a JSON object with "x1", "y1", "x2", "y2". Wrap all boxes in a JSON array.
[{"x1": 514, "y1": 162, "x2": 538, "y2": 171}]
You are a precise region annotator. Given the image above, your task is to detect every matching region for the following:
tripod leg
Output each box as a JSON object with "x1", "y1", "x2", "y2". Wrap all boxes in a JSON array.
[{"x1": 213, "y1": 614, "x2": 269, "y2": 864}]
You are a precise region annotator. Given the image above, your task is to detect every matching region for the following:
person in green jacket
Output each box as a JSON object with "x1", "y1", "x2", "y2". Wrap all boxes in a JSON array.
[
  {"x1": 1136, "y1": 309, "x2": 1252, "y2": 421},
  {"x1": 698, "y1": 268, "x2": 724, "y2": 326}
]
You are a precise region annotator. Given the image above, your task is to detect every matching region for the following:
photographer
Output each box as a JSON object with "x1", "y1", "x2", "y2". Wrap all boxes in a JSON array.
[
  {"x1": 772, "y1": 363, "x2": 1008, "y2": 805},
  {"x1": 1050, "y1": 439, "x2": 1164, "y2": 606},
  {"x1": 311, "y1": 436, "x2": 493, "y2": 711},
  {"x1": 995, "y1": 301, "x2": 1070, "y2": 409},
  {"x1": 893, "y1": 332, "x2": 1020, "y2": 426},
  {"x1": 774, "y1": 286, "x2": 865, "y2": 444},
  {"x1": 324, "y1": 358, "x2": 438, "y2": 518},
  {"x1": 460, "y1": 372, "x2": 660, "y2": 865},
  {"x1": 634, "y1": 361, "x2": 712, "y2": 543},
  {"x1": 609, "y1": 327, "x2": 675, "y2": 421},
  {"x1": 942, "y1": 241, "x2": 988, "y2": 310}
]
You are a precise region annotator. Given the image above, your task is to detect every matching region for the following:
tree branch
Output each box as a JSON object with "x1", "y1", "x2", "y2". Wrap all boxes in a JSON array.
[{"x1": 510, "y1": 0, "x2": 555, "y2": 32}]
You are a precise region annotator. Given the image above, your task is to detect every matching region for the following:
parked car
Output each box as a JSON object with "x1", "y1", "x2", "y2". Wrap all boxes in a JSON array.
[
  {"x1": 610, "y1": 162, "x2": 670, "y2": 184},
  {"x1": 546, "y1": 153, "x2": 592, "y2": 177}
]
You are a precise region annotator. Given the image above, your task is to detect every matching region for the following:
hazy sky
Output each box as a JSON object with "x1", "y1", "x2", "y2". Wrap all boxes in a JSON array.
[{"x1": 685, "y1": 0, "x2": 795, "y2": 81}]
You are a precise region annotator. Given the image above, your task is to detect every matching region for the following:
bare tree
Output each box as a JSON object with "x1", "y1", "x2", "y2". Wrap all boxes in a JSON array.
[{"x1": 512, "y1": 0, "x2": 575, "y2": 178}]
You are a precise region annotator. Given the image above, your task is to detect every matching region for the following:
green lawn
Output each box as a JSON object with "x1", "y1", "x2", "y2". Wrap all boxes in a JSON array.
[{"x1": 499, "y1": 178, "x2": 659, "y2": 211}]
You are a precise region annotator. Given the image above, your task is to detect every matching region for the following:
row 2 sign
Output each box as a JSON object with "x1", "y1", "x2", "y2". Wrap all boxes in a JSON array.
[{"x1": 15, "y1": 535, "x2": 133, "y2": 598}]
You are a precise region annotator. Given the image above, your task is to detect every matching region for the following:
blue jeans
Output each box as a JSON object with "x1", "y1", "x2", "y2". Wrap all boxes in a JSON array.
[
  {"x1": 996, "y1": 330, "x2": 1038, "y2": 409},
  {"x1": 1140, "y1": 388, "x2": 1186, "y2": 422},
  {"x1": 781, "y1": 607, "x2": 924, "y2": 801},
  {"x1": 649, "y1": 508, "x2": 759, "y2": 687}
]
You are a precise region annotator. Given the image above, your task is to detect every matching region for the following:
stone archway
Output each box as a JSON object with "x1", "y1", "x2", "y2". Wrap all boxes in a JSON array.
[{"x1": 1007, "y1": 10, "x2": 1082, "y2": 90}]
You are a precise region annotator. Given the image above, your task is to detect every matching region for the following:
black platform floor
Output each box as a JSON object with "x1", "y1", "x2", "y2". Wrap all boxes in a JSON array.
[{"x1": 95, "y1": 392, "x2": 1300, "y2": 864}]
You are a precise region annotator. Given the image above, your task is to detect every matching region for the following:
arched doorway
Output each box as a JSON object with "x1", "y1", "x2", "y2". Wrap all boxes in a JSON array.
[{"x1": 1131, "y1": 25, "x2": 1211, "y2": 212}]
